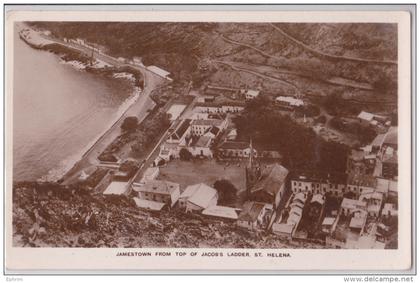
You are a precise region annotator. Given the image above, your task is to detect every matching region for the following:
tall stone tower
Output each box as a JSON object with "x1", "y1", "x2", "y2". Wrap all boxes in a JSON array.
[{"x1": 245, "y1": 139, "x2": 261, "y2": 199}]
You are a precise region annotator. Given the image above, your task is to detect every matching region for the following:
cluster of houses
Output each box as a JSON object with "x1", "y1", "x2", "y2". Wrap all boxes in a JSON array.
[
  {"x1": 90, "y1": 86, "x2": 397, "y2": 249},
  {"x1": 272, "y1": 125, "x2": 399, "y2": 248},
  {"x1": 155, "y1": 96, "x2": 249, "y2": 164},
  {"x1": 357, "y1": 111, "x2": 392, "y2": 130}
]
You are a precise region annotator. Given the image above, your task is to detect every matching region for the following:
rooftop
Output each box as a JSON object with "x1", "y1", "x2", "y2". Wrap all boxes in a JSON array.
[
  {"x1": 181, "y1": 183, "x2": 218, "y2": 209},
  {"x1": 147, "y1": 65, "x2": 170, "y2": 77},
  {"x1": 358, "y1": 111, "x2": 375, "y2": 121},
  {"x1": 341, "y1": 198, "x2": 367, "y2": 210},
  {"x1": 134, "y1": 180, "x2": 179, "y2": 195},
  {"x1": 251, "y1": 164, "x2": 289, "y2": 196},
  {"x1": 289, "y1": 170, "x2": 348, "y2": 185},
  {"x1": 192, "y1": 119, "x2": 223, "y2": 127},
  {"x1": 171, "y1": 119, "x2": 191, "y2": 140},
  {"x1": 103, "y1": 182, "x2": 128, "y2": 195},
  {"x1": 383, "y1": 126, "x2": 398, "y2": 146},
  {"x1": 133, "y1": 198, "x2": 166, "y2": 211},
  {"x1": 218, "y1": 141, "x2": 250, "y2": 150},
  {"x1": 275, "y1": 96, "x2": 304, "y2": 106},
  {"x1": 347, "y1": 173, "x2": 377, "y2": 187},
  {"x1": 238, "y1": 201, "x2": 266, "y2": 222},
  {"x1": 202, "y1": 205, "x2": 239, "y2": 220},
  {"x1": 192, "y1": 136, "x2": 212, "y2": 148},
  {"x1": 245, "y1": 89, "x2": 260, "y2": 97}
]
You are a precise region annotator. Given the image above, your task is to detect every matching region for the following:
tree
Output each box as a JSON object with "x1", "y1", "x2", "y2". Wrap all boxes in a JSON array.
[
  {"x1": 121, "y1": 116, "x2": 138, "y2": 132},
  {"x1": 179, "y1": 148, "x2": 193, "y2": 161},
  {"x1": 315, "y1": 115, "x2": 327, "y2": 124},
  {"x1": 213, "y1": 179, "x2": 237, "y2": 205}
]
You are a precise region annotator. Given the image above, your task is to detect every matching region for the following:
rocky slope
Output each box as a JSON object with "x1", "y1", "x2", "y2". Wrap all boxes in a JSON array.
[
  {"x1": 29, "y1": 21, "x2": 397, "y2": 102},
  {"x1": 13, "y1": 182, "x2": 325, "y2": 248}
]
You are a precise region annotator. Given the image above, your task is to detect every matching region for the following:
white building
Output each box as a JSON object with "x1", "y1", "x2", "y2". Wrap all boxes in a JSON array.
[
  {"x1": 290, "y1": 172, "x2": 347, "y2": 197},
  {"x1": 103, "y1": 182, "x2": 129, "y2": 195},
  {"x1": 179, "y1": 183, "x2": 218, "y2": 212},
  {"x1": 202, "y1": 205, "x2": 239, "y2": 220},
  {"x1": 132, "y1": 167, "x2": 160, "y2": 187},
  {"x1": 275, "y1": 96, "x2": 304, "y2": 108},
  {"x1": 244, "y1": 89, "x2": 260, "y2": 100},
  {"x1": 237, "y1": 201, "x2": 273, "y2": 231},
  {"x1": 147, "y1": 65, "x2": 173, "y2": 81},
  {"x1": 190, "y1": 118, "x2": 226, "y2": 137},
  {"x1": 133, "y1": 180, "x2": 180, "y2": 208},
  {"x1": 340, "y1": 198, "x2": 367, "y2": 217},
  {"x1": 187, "y1": 136, "x2": 213, "y2": 158}
]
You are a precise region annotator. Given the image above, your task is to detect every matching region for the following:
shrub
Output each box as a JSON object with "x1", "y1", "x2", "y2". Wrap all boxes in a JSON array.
[
  {"x1": 179, "y1": 148, "x2": 193, "y2": 161},
  {"x1": 121, "y1": 116, "x2": 139, "y2": 132},
  {"x1": 213, "y1": 179, "x2": 237, "y2": 205}
]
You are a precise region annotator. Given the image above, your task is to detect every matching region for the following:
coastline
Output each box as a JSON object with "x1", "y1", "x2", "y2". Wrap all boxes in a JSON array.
[
  {"x1": 40, "y1": 86, "x2": 143, "y2": 183},
  {"x1": 17, "y1": 25, "x2": 151, "y2": 183}
]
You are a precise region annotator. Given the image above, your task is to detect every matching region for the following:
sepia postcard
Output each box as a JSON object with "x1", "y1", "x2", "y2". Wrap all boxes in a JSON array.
[{"x1": 4, "y1": 5, "x2": 414, "y2": 273}]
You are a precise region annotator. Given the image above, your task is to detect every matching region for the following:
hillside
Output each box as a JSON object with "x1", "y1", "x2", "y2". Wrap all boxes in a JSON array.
[
  {"x1": 28, "y1": 21, "x2": 398, "y2": 106},
  {"x1": 13, "y1": 183, "x2": 324, "y2": 248}
]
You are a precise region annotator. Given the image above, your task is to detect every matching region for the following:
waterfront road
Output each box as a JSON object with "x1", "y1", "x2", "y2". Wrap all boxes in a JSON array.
[{"x1": 48, "y1": 37, "x2": 166, "y2": 184}]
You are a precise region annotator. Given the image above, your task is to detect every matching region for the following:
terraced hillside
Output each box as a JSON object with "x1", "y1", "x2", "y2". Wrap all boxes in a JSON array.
[{"x1": 30, "y1": 21, "x2": 398, "y2": 109}]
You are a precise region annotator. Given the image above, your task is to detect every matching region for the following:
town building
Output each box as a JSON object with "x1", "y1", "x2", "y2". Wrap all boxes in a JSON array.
[
  {"x1": 382, "y1": 203, "x2": 398, "y2": 218},
  {"x1": 166, "y1": 104, "x2": 187, "y2": 122},
  {"x1": 382, "y1": 151, "x2": 398, "y2": 180},
  {"x1": 226, "y1": 129, "x2": 238, "y2": 141},
  {"x1": 275, "y1": 96, "x2": 304, "y2": 109},
  {"x1": 237, "y1": 201, "x2": 273, "y2": 231},
  {"x1": 272, "y1": 193, "x2": 306, "y2": 238},
  {"x1": 179, "y1": 183, "x2": 218, "y2": 212},
  {"x1": 132, "y1": 56, "x2": 143, "y2": 66},
  {"x1": 340, "y1": 198, "x2": 367, "y2": 217},
  {"x1": 346, "y1": 173, "x2": 377, "y2": 198},
  {"x1": 244, "y1": 89, "x2": 260, "y2": 100},
  {"x1": 103, "y1": 181, "x2": 129, "y2": 195},
  {"x1": 187, "y1": 136, "x2": 213, "y2": 158},
  {"x1": 382, "y1": 126, "x2": 398, "y2": 150},
  {"x1": 202, "y1": 205, "x2": 239, "y2": 220},
  {"x1": 348, "y1": 209, "x2": 368, "y2": 234},
  {"x1": 146, "y1": 65, "x2": 173, "y2": 81},
  {"x1": 359, "y1": 191, "x2": 383, "y2": 217},
  {"x1": 218, "y1": 141, "x2": 256, "y2": 159},
  {"x1": 133, "y1": 180, "x2": 180, "y2": 208},
  {"x1": 133, "y1": 198, "x2": 166, "y2": 211},
  {"x1": 168, "y1": 119, "x2": 192, "y2": 145},
  {"x1": 375, "y1": 178, "x2": 393, "y2": 197},
  {"x1": 247, "y1": 163, "x2": 289, "y2": 209},
  {"x1": 132, "y1": 167, "x2": 160, "y2": 187},
  {"x1": 321, "y1": 217, "x2": 337, "y2": 234},
  {"x1": 194, "y1": 100, "x2": 245, "y2": 114},
  {"x1": 190, "y1": 118, "x2": 226, "y2": 137},
  {"x1": 289, "y1": 171, "x2": 347, "y2": 197},
  {"x1": 346, "y1": 149, "x2": 377, "y2": 176}
]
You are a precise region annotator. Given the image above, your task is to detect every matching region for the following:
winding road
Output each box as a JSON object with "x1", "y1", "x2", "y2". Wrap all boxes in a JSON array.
[{"x1": 268, "y1": 23, "x2": 398, "y2": 65}]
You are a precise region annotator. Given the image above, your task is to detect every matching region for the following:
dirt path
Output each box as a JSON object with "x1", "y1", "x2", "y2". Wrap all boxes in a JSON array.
[
  {"x1": 269, "y1": 23, "x2": 397, "y2": 65},
  {"x1": 218, "y1": 35, "x2": 375, "y2": 91},
  {"x1": 217, "y1": 60, "x2": 374, "y2": 91},
  {"x1": 219, "y1": 34, "x2": 287, "y2": 61},
  {"x1": 213, "y1": 59, "x2": 302, "y2": 96}
]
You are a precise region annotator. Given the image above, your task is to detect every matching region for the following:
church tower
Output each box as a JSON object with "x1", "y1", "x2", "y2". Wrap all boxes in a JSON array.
[{"x1": 245, "y1": 139, "x2": 261, "y2": 199}]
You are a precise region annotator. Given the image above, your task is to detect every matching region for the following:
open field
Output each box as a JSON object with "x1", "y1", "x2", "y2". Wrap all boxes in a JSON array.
[{"x1": 158, "y1": 159, "x2": 247, "y2": 193}]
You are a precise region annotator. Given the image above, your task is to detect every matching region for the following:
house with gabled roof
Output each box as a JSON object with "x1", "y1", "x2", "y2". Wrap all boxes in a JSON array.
[
  {"x1": 133, "y1": 180, "x2": 180, "y2": 208},
  {"x1": 248, "y1": 163, "x2": 289, "y2": 209},
  {"x1": 237, "y1": 201, "x2": 273, "y2": 231},
  {"x1": 179, "y1": 183, "x2": 218, "y2": 212}
]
